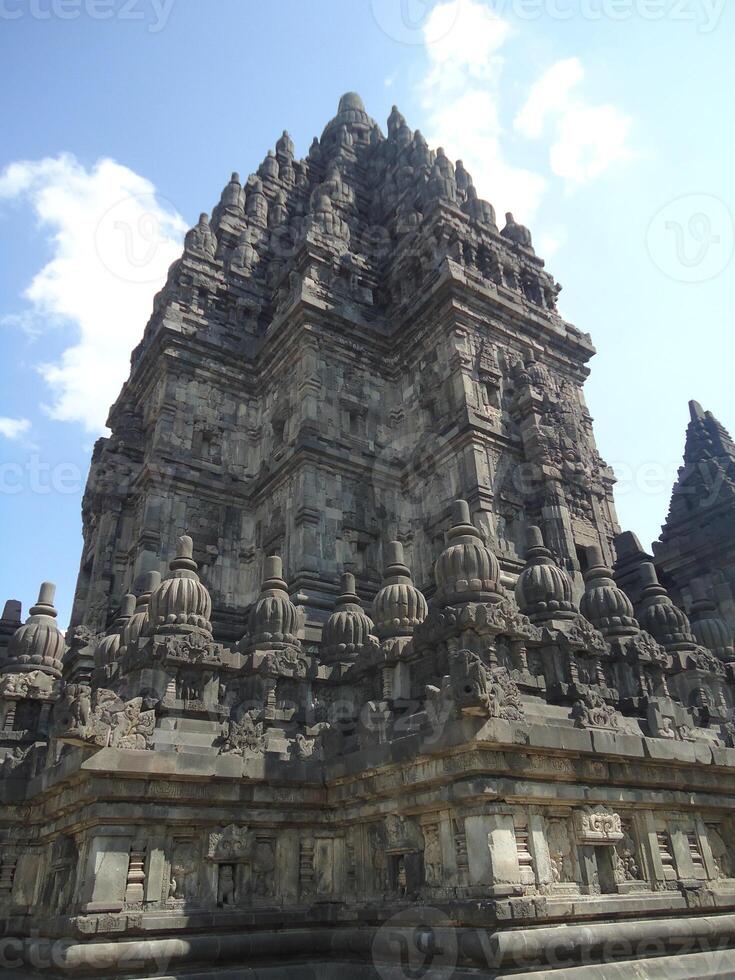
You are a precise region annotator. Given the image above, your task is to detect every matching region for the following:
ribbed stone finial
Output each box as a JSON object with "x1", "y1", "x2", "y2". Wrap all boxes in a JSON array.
[
  {"x1": 95, "y1": 592, "x2": 138, "y2": 668},
  {"x1": 579, "y1": 545, "x2": 638, "y2": 637},
  {"x1": 148, "y1": 535, "x2": 213, "y2": 637},
  {"x1": 435, "y1": 499, "x2": 501, "y2": 606},
  {"x1": 260, "y1": 150, "x2": 279, "y2": 179},
  {"x1": 4, "y1": 581, "x2": 65, "y2": 677},
  {"x1": 308, "y1": 191, "x2": 350, "y2": 242},
  {"x1": 515, "y1": 526, "x2": 577, "y2": 623},
  {"x1": 372, "y1": 541, "x2": 428, "y2": 640},
  {"x1": 321, "y1": 92, "x2": 372, "y2": 145},
  {"x1": 689, "y1": 579, "x2": 734, "y2": 661},
  {"x1": 121, "y1": 571, "x2": 161, "y2": 647},
  {"x1": 637, "y1": 562, "x2": 696, "y2": 650},
  {"x1": 247, "y1": 555, "x2": 300, "y2": 650},
  {"x1": 321, "y1": 570, "x2": 376, "y2": 663}
]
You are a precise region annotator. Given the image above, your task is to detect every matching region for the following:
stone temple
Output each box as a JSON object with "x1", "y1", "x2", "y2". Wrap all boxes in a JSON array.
[{"x1": 2, "y1": 93, "x2": 735, "y2": 978}]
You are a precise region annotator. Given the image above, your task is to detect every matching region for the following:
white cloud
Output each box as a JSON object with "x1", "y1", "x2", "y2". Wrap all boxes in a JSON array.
[
  {"x1": 426, "y1": 87, "x2": 547, "y2": 222},
  {"x1": 415, "y1": 1, "x2": 633, "y2": 224},
  {"x1": 514, "y1": 58, "x2": 585, "y2": 140},
  {"x1": 549, "y1": 104, "x2": 633, "y2": 183},
  {"x1": 537, "y1": 227, "x2": 567, "y2": 259},
  {"x1": 515, "y1": 58, "x2": 633, "y2": 184},
  {"x1": 419, "y1": 0, "x2": 544, "y2": 222},
  {"x1": 0, "y1": 154, "x2": 186, "y2": 433},
  {"x1": 0, "y1": 417, "x2": 31, "y2": 440},
  {"x1": 423, "y1": 0, "x2": 512, "y2": 85}
]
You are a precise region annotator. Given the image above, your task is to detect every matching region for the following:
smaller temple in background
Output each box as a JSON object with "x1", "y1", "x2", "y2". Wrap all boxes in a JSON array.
[{"x1": 654, "y1": 400, "x2": 735, "y2": 632}]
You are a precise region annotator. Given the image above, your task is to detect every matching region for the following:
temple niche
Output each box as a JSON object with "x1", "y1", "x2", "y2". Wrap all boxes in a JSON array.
[{"x1": 1, "y1": 94, "x2": 735, "y2": 978}]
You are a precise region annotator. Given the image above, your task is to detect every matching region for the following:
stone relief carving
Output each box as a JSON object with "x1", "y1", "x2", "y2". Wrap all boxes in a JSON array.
[
  {"x1": 368, "y1": 823, "x2": 387, "y2": 892},
  {"x1": 0, "y1": 670, "x2": 56, "y2": 700},
  {"x1": 160, "y1": 632, "x2": 223, "y2": 665},
  {"x1": 0, "y1": 745, "x2": 35, "y2": 777},
  {"x1": 251, "y1": 837, "x2": 276, "y2": 898},
  {"x1": 574, "y1": 807, "x2": 624, "y2": 845},
  {"x1": 291, "y1": 732, "x2": 322, "y2": 760},
  {"x1": 628, "y1": 631, "x2": 669, "y2": 669},
  {"x1": 564, "y1": 618, "x2": 608, "y2": 655},
  {"x1": 169, "y1": 840, "x2": 199, "y2": 902},
  {"x1": 176, "y1": 672, "x2": 200, "y2": 702},
  {"x1": 706, "y1": 825, "x2": 732, "y2": 880},
  {"x1": 615, "y1": 821, "x2": 643, "y2": 882},
  {"x1": 571, "y1": 690, "x2": 622, "y2": 731},
  {"x1": 448, "y1": 650, "x2": 524, "y2": 722},
  {"x1": 259, "y1": 647, "x2": 310, "y2": 678},
  {"x1": 217, "y1": 864, "x2": 236, "y2": 907},
  {"x1": 422, "y1": 823, "x2": 442, "y2": 887},
  {"x1": 53, "y1": 686, "x2": 156, "y2": 750},
  {"x1": 546, "y1": 818, "x2": 575, "y2": 885},
  {"x1": 206, "y1": 825, "x2": 251, "y2": 863},
  {"x1": 216, "y1": 708, "x2": 266, "y2": 758}
]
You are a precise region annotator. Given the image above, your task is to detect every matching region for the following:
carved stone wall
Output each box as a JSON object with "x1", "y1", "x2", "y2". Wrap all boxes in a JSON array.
[
  {"x1": 2, "y1": 94, "x2": 735, "y2": 979},
  {"x1": 70, "y1": 94, "x2": 617, "y2": 640}
]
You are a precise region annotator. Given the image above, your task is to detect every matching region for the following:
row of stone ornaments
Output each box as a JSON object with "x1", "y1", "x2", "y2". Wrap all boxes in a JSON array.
[
  {"x1": 336, "y1": 500, "x2": 735, "y2": 747},
  {"x1": 0, "y1": 519, "x2": 722, "y2": 685},
  {"x1": 1, "y1": 503, "x2": 734, "y2": 760}
]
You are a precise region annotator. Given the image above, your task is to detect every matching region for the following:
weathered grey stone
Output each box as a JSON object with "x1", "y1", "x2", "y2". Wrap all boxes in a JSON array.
[
  {"x1": 654, "y1": 401, "x2": 735, "y2": 636},
  {"x1": 2, "y1": 93, "x2": 735, "y2": 979}
]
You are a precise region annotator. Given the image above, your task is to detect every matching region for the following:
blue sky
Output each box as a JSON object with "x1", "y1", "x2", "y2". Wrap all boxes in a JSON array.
[{"x1": 1, "y1": 0, "x2": 733, "y2": 627}]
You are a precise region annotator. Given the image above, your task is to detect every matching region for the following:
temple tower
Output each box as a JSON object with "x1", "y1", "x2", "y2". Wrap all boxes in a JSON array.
[
  {"x1": 70, "y1": 94, "x2": 618, "y2": 641},
  {"x1": 654, "y1": 400, "x2": 735, "y2": 631}
]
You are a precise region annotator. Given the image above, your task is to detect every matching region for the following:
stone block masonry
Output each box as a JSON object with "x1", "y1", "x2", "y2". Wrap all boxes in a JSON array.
[{"x1": 1, "y1": 93, "x2": 734, "y2": 978}]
